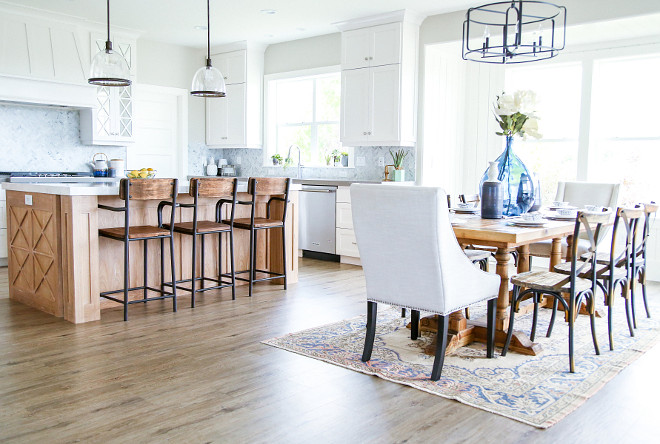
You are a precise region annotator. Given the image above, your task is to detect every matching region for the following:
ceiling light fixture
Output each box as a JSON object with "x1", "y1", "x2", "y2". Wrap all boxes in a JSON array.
[
  {"x1": 462, "y1": 1, "x2": 566, "y2": 64},
  {"x1": 88, "y1": 0, "x2": 131, "y2": 86},
  {"x1": 191, "y1": 0, "x2": 226, "y2": 98}
]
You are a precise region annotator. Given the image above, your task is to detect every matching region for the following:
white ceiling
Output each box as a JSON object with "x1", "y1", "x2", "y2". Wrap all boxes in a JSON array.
[{"x1": 0, "y1": 0, "x2": 478, "y2": 48}]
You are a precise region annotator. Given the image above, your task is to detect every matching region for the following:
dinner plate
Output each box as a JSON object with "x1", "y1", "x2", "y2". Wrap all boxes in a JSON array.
[
  {"x1": 545, "y1": 214, "x2": 577, "y2": 221},
  {"x1": 509, "y1": 218, "x2": 549, "y2": 227},
  {"x1": 547, "y1": 205, "x2": 578, "y2": 211},
  {"x1": 451, "y1": 207, "x2": 479, "y2": 214}
]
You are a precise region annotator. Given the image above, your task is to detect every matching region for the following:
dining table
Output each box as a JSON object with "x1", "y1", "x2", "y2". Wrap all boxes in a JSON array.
[{"x1": 421, "y1": 213, "x2": 578, "y2": 356}]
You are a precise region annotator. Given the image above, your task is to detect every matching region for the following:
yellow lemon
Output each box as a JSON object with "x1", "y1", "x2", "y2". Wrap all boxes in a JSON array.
[
  {"x1": 147, "y1": 168, "x2": 154, "y2": 171},
  {"x1": 140, "y1": 168, "x2": 147, "y2": 172},
  {"x1": 139, "y1": 171, "x2": 148, "y2": 178}
]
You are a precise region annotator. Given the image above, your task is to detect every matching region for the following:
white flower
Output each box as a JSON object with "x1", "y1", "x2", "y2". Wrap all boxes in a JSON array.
[
  {"x1": 522, "y1": 117, "x2": 542, "y2": 139},
  {"x1": 514, "y1": 90, "x2": 538, "y2": 115},
  {"x1": 495, "y1": 93, "x2": 517, "y2": 115}
]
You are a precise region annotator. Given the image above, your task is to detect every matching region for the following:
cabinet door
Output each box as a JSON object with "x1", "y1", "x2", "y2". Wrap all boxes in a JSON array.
[
  {"x1": 226, "y1": 83, "x2": 246, "y2": 145},
  {"x1": 370, "y1": 23, "x2": 402, "y2": 67},
  {"x1": 206, "y1": 94, "x2": 229, "y2": 145},
  {"x1": 336, "y1": 202, "x2": 353, "y2": 230},
  {"x1": 340, "y1": 68, "x2": 370, "y2": 144},
  {"x1": 213, "y1": 50, "x2": 246, "y2": 85},
  {"x1": 370, "y1": 64, "x2": 401, "y2": 143},
  {"x1": 341, "y1": 28, "x2": 371, "y2": 70},
  {"x1": 336, "y1": 228, "x2": 360, "y2": 257}
]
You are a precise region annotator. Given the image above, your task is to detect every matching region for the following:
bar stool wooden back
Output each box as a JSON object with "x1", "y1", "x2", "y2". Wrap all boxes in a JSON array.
[
  {"x1": 225, "y1": 177, "x2": 291, "y2": 297},
  {"x1": 98, "y1": 178, "x2": 179, "y2": 321},
  {"x1": 163, "y1": 177, "x2": 238, "y2": 307}
]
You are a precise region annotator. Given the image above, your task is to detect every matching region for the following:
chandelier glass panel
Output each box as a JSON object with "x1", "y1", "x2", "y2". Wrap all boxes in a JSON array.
[{"x1": 462, "y1": 1, "x2": 566, "y2": 64}]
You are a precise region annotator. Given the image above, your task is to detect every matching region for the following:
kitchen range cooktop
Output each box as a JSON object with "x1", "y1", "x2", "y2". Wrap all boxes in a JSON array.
[{"x1": 6, "y1": 172, "x2": 119, "y2": 183}]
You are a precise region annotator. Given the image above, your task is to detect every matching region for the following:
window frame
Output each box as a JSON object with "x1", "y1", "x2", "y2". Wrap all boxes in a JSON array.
[{"x1": 263, "y1": 65, "x2": 342, "y2": 167}]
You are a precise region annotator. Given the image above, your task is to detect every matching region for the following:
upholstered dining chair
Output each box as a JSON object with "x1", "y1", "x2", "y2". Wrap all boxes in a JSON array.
[
  {"x1": 350, "y1": 184, "x2": 500, "y2": 381},
  {"x1": 528, "y1": 181, "x2": 620, "y2": 265}
]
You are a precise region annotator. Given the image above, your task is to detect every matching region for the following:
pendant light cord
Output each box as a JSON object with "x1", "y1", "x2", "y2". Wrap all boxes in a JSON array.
[
  {"x1": 206, "y1": 0, "x2": 211, "y2": 66},
  {"x1": 104, "y1": 0, "x2": 112, "y2": 52},
  {"x1": 107, "y1": 0, "x2": 110, "y2": 42}
]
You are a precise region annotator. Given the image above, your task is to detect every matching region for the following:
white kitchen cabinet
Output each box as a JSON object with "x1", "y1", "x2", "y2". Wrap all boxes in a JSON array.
[
  {"x1": 206, "y1": 43, "x2": 264, "y2": 148},
  {"x1": 341, "y1": 22, "x2": 402, "y2": 70},
  {"x1": 339, "y1": 15, "x2": 419, "y2": 147},
  {"x1": 80, "y1": 85, "x2": 134, "y2": 146},
  {"x1": 206, "y1": 83, "x2": 245, "y2": 147},
  {"x1": 214, "y1": 50, "x2": 246, "y2": 85},
  {"x1": 335, "y1": 186, "x2": 359, "y2": 260},
  {"x1": 341, "y1": 64, "x2": 412, "y2": 146}
]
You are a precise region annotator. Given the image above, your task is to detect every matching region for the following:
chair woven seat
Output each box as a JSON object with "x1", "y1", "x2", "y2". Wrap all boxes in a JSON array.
[
  {"x1": 99, "y1": 225, "x2": 170, "y2": 240},
  {"x1": 226, "y1": 217, "x2": 283, "y2": 229},
  {"x1": 165, "y1": 221, "x2": 231, "y2": 234},
  {"x1": 511, "y1": 270, "x2": 593, "y2": 293}
]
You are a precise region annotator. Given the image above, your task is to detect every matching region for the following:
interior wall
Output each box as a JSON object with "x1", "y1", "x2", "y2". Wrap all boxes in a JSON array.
[
  {"x1": 136, "y1": 39, "x2": 205, "y2": 147},
  {"x1": 264, "y1": 33, "x2": 341, "y2": 75}
]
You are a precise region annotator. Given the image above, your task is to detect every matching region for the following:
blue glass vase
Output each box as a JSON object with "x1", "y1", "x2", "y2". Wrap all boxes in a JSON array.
[{"x1": 479, "y1": 135, "x2": 535, "y2": 216}]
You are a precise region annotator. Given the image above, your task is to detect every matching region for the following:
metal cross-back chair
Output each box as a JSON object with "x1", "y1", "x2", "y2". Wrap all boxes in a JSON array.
[
  {"x1": 555, "y1": 206, "x2": 643, "y2": 350},
  {"x1": 632, "y1": 202, "x2": 658, "y2": 323},
  {"x1": 503, "y1": 209, "x2": 612, "y2": 373}
]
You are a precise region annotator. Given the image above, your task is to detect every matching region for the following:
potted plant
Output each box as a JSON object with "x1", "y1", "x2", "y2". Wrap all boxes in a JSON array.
[
  {"x1": 331, "y1": 149, "x2": 341, "y2": 166},
  {"x1": 271, "y1": 154, "x2": 283, "y2": 166},
  {"x1": 340, "y1": 151, "x2": 349, "y2": 167},
  {"x1": 390, "y1": 149, "x2": 408, "y2": 181},
  {"x1": 324, "y1": 151, "x2": 332, "y2": 166}
]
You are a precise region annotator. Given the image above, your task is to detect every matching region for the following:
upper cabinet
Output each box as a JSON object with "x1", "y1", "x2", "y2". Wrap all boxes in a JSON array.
[
  {"x1": 337, "y1": 11, "x2": 421, "y2": 147},
  {"x1": 341, "y1": 23, "x2": 402, "y2": 70},
  {"x1": 80, "y1": 85, "x2": 134, "y2": 146},
  {"x1": 206, "y1": 43, "x2": 264, "y2": 148}
]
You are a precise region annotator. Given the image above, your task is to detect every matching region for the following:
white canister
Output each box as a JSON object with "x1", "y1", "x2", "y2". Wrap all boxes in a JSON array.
[{"x1": 108, "y1": 159, "x2": 125, "y2": 178}]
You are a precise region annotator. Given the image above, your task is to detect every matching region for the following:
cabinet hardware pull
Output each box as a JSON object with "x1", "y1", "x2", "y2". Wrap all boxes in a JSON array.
[{"x1": 364, "y1": 57, "x2": 368, "y2": 60}]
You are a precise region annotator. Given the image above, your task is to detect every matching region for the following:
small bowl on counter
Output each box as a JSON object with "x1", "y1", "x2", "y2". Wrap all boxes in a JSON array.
[{"x1": 125, "y1": 169, "x2": 157, "y2": 179}]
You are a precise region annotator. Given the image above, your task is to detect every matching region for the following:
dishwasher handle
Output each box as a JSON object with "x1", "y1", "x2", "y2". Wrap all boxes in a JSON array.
[
  {"x1": 301, "y1": 189, "x2": 336, "y2": 193},
  {"x1": 301, "y1": 185, "x2": 338, "y2": 193}
]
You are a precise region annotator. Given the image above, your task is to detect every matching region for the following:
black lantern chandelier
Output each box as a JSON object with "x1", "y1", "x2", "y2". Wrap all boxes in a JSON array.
[
  {"x1": 88, "y1": 0, "x2": 131, "y2": 86},
  {"x1": 191, "y1": 0, "x2": 226, "y2": 97},
  {"x1": 462, "y1": 1, "x2": 566, "y2": 64}
]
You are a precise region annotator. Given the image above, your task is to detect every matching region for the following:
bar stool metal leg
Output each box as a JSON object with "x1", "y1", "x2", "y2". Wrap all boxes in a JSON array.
[
  {"x1": 160, "y1": 237, "x2": 165, "y2": 293},
  {"x1": 282, "y1": 225, "x2": 287, "y2": 290},
  {"x1": 200, "y1": 233, "x2": 206, "y2": 290},
  {"x1": 143, "y1": 239, "x2": 148, "y2": 302},
  {"x1": 170, "y1": 235, "x2": 177, "y2": 312},
  {"x1": 123, "y1": 240, "x2": 129, "y2": 322},
  {"x1": 229, "y1": 230, "x2": 236, "y2": 300},
  {"x1": 191, "y1": 231, "x2": 197, "y2": 307}
]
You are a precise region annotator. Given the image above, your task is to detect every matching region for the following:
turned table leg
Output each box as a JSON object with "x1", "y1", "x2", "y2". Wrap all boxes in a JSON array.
[{"x1": 495, "y1": 248, "x2": 512, "y2": 331}]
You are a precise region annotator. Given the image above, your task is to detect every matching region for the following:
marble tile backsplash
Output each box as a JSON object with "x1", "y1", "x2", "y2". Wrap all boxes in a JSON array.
[
  {"x1": 188, "y1": 145, "x2": 416, "y2": 182},
  {"x1": 0, "y1": 104, "x2": 125, "y2": 173}
]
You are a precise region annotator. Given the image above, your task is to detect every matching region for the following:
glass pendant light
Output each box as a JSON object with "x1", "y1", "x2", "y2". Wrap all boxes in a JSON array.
[
  {"x1": 191, "y1": 0, "x2": 226, "y2": 97},
  {"x1": 88, "y1": 0, "x2": 131, "y2": 87}
]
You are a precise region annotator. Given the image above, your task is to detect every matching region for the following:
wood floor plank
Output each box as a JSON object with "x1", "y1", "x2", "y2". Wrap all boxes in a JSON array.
[{"x1": 0, "y1": 260, "x2": 659, "y2": 443}]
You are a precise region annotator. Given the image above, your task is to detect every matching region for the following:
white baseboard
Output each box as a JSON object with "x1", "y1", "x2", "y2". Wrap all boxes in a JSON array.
[{"x1": 340, "y1": 256, "x2": 361, "y2": 266}]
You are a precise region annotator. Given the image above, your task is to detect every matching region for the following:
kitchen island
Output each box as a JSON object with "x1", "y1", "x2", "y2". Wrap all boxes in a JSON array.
[{"x1": 2, "y1": 181, "x2": 299, "y2": 323}]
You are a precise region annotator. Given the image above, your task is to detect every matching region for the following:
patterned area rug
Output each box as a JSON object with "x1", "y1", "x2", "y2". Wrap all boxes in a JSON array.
[{"x1": 263, "y1": 300, "x2": 660, "y2": 428}]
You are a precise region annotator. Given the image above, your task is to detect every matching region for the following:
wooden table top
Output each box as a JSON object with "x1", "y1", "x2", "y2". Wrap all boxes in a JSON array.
[{"x1": 451, "y1": 215, "x2": 576, "y2": 248}]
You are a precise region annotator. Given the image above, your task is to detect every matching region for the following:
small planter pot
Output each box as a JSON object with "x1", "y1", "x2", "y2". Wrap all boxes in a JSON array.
[
  {"x1": 393, "y1": 169, "x2": 406, "y2": 182},
  {"x1": 341, "y1": 155, "x2": 349, "y2": 167},
  {"x1": 272, "y1": 159, "x2": 282, "y2": 166}
]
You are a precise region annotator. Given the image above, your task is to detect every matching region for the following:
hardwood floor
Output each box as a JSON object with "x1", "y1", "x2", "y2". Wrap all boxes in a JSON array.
[{"x1": 1, "y1": 259, "x2": 659, "y2": 443}]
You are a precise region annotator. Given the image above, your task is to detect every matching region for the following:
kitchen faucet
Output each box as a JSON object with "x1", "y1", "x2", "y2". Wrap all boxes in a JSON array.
[{"x1": 287, "y1": 144, "x2": 303, "y2": 179}]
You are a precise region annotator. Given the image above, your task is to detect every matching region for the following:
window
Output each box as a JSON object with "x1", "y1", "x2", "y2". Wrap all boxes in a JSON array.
[
  {"x1": 589, "y1": 54, "x2": 660, "y2": 204},
  {"x1": 265, "y1": 69, "x2": 348, "y2": 167},
  {"x1": 505, "y1": 62, "x2": 582, "y2": 205}
]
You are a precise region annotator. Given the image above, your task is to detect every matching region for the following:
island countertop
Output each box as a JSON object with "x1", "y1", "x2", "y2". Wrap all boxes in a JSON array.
[{"x1": 1, "y1": 180, "x2": 302, "y2": 196}]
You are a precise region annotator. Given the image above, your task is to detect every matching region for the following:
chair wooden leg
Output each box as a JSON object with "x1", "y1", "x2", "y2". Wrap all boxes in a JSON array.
[
  {"x1": 624, "y1": 296, "x2": 635, "y2": 337},
  {"x1": 502, "y1": 286, "x2": 520, "y2": 356},
  {"x1": 411, "y1": 310, "x2": 420, "y2": 340},
  {"x1": 361, "y1": 301, "x2": 378, "y2": 362},
  {"x1": 487, "y1": 299, "x2": 496, "y2": 358},
  {"x1": 431, "y1": 315, "x2": 449, "y2": 381},
  {"x1": 169, "y1": 235, "x2": 177, "y2": 313},
  {"x1": 631, "y1": 277, "x2": 638, "y2": 328},
  {"x1": 547, "y1": 297, "x2": 558, "y2": 338},
  {"x1": 464, "y1": 307, "x2": 470, "y2": 319}
]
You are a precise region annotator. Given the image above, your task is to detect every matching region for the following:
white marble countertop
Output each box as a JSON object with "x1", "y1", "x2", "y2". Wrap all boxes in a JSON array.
[{"x1": 1, "y1": 181, "x2": 302, "y2": 196}]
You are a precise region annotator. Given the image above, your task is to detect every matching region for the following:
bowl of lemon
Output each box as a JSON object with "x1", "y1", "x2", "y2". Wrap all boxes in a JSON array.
[{"x1": 125, "y1": 168, "x2": 156, "y2": 179}]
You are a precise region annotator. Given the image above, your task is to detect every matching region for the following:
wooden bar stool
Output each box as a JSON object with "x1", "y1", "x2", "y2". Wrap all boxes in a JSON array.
[
  {"x1": 225, "y1": 177, "x2": 291, "y2": 297},
  {"x1": 163, "y1": 177, "x2": 238, "y2": 307},
  {"x1": 98, "y1": 178, "x2": 179, "y2": 321}
]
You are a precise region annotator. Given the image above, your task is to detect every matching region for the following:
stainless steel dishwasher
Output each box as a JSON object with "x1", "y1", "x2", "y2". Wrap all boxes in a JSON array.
[{"x1": 299, "y1": 184, "x2": 337, "y2": 257}]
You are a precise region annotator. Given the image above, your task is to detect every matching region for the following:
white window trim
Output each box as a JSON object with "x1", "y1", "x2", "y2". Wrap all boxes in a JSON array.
[{"x1": 263, "y1": 65, "x2": 341, "y2": 167}]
